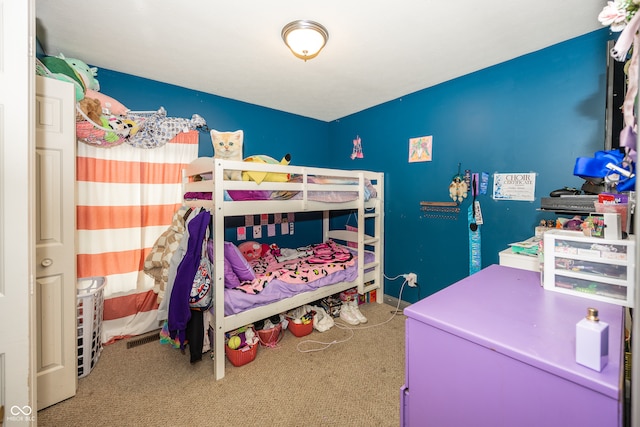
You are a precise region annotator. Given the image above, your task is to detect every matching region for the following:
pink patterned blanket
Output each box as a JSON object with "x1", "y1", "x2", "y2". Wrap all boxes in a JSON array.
[{"x1": 234, "y1": 240, "x2": 355, "y2": 294}]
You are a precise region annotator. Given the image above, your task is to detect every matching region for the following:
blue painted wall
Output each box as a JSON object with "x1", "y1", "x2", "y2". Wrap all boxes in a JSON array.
[
  {"x1": 329, "y1": 29, "x2": 611, "y2": 302},
  {"x1": 96, "y1": 70, "x2": 330, "y2": 164},
  {"x1": 94, "y1": 29, "x2": 612, "y2": 303}
]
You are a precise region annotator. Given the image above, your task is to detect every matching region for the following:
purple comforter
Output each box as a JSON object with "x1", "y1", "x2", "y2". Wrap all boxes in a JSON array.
[{"x1": 224, "y1": 250, "x2": 374, "y2": 315}]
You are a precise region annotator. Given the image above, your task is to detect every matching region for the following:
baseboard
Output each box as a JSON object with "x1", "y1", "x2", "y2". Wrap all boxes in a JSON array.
[{"x1": 383, "y1": 295, "x2": 411, "y2": 311}]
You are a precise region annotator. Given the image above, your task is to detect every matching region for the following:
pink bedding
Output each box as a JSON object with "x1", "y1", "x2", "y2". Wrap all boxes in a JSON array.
[
  {"x1": 233, "y1": 240, "x2": 354, "y2": 294},
  {"x1": 224, "y1": 243, "x2": 373, "y2": 316}
]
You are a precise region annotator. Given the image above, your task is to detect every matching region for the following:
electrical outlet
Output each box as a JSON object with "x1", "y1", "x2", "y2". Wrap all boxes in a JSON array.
[{"x1": 404, "y1": 273, "x2": 418, "y2": 287}]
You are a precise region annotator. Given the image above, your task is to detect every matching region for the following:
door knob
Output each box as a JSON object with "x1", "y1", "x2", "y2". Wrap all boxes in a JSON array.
[{"x1": 41, "y1": 258, "x2": 53, "y2": 267}]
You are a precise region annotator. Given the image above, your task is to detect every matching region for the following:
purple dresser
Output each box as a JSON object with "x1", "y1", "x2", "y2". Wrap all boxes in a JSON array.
[{"x1": 401, "y1": 264, "x2": 623, "y2": 427}]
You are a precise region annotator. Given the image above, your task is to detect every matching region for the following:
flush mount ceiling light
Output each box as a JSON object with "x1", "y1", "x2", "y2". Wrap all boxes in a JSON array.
[{"x1": 281, "y1": 20, "x2": 329, "y2": 61}]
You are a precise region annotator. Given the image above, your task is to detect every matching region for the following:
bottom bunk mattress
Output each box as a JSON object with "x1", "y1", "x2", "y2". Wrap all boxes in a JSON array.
[{"x1": 223, "y1": 241, "x2": 374, "y2": 316}]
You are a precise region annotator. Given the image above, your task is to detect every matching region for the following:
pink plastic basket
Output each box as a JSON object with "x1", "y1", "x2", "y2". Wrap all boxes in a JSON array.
[{"x1": 257, "y1": 323, "x2": 283, "y2": 347}]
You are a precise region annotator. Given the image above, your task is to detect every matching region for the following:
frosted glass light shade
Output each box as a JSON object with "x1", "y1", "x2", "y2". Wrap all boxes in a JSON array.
[{"x1": 281, "y1": 20, "x2": 329, "y2": 61}]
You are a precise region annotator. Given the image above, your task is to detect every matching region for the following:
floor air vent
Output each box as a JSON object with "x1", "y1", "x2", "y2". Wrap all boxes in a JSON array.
[{"x1": 126, "y1": 331, "x2": 160, "y2": 349}]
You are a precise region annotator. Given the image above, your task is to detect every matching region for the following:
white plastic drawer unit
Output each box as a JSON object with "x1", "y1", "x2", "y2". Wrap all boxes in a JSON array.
[{"x1": 543, "y1": 230, "x2": 635, "y2": 308}]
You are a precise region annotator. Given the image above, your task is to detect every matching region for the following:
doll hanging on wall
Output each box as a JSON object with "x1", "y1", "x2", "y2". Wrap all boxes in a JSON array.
[{"x1": 351, "y1": 135, "x2": 363, "y2": 159}]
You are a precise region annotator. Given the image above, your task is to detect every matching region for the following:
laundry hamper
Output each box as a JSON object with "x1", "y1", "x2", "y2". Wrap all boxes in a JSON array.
[{"x1": 76, "y1": 276, "x2": 107, "y2": 378}]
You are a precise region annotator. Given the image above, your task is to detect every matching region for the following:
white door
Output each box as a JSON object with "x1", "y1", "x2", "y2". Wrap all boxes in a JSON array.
[
  {"x1": 0, "y1": 0, "x2": 37, "y2": 424},
  {"x1": 35, "y1": 76, "x2": 77, "y2": 410}
]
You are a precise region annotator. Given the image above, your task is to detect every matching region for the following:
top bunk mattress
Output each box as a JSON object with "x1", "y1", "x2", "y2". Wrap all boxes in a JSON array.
[
  {"x1": 185, "y1": 174, "x2": 378, "y2": 203},
  {"x1": 183, "y1": 157, "x2": 382, "y2": 206}
]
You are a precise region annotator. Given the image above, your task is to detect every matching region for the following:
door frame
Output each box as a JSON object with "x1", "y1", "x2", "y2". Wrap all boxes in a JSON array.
[{"x1": 0, "y1": 0, "x2": 36, "y2": 424}]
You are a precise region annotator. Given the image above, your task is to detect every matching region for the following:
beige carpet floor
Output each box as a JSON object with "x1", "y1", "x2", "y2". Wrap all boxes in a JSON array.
[{"x1": 37, "y1": 302, "x2": 406, "y2": 426}]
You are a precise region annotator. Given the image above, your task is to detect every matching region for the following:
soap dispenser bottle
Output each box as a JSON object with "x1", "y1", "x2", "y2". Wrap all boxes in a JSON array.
[{"x1": 576, "y1": 307, "x2": 609, "y2": 371}]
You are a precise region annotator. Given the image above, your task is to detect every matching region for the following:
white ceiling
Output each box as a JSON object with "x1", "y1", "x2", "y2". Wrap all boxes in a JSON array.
[{"x1": 36, "y1": 1, "x2": 606, "y2": 122}]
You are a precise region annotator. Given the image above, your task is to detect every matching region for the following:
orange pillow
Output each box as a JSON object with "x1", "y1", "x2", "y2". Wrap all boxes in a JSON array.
[{"x1": 85, "y1": 89, "x2": 130, "y2": 116}]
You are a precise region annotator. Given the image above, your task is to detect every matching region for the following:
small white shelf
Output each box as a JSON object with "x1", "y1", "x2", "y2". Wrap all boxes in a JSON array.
[{"x1": 499, "y1": 248, "x2": 540, "y2": 272}]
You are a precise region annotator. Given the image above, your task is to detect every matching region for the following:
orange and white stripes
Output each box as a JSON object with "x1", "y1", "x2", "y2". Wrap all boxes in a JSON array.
[{"x1": 76, "y1": 131, "x2": 199, "y2": 343}]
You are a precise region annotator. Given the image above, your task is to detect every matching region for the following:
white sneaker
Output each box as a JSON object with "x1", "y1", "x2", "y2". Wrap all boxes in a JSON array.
[
  {"x1": 339, "y1": 303, "x2": 360, "y2": 325},
  {"x1": 349, "y1": 300, "x2": 367, "y2": 323}
]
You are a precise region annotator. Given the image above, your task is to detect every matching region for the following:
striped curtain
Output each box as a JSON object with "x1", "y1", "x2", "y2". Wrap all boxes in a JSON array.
[{"x1": 76, "y1": 131, "x2": 199, "y2": 343}]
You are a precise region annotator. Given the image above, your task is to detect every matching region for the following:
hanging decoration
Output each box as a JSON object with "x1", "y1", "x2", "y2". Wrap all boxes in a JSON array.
[
  {"x1": 449, "y1": 163, "x2": 468, "y2": 203},
  {"x1": 351, "y1": 135, "x2": 364, "y2": 159},
  {"x1": 468, "y1": 174, "x2": 481, "y2": 275}
]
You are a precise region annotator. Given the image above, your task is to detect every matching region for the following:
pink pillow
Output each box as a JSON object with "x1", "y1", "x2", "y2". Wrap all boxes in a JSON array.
[
  {"x1": 224, "y1": 242, "x2": 256, "y2": 282},
  {"x1": 237, "y1": 241, "x2": 263, "y2": 262},
  {"x1": 85, "y1": 89, "x2": 130, "y2": 116}
]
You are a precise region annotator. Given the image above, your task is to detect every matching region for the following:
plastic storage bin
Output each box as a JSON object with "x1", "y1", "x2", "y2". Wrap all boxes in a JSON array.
[
  {"x1": 225, "y1": 343, "x2": 258, "y2": 367},
  {"x1": 257, "y1": 323, "x2": 283, "y2": 347},
  {"x1": 288, "y1": 318, "x2": 314, "y2": 337},
  {"x1": 543, "y1": 230, "x2": 635, "y2": 307},
  {"x1": 77, "y1": 276, "x2": 107, "y2": 378}
]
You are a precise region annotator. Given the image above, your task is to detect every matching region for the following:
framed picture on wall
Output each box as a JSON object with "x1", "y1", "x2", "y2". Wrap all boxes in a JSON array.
[{"x1": 409, "y1": 135, "x2": 432, "y2": 162}]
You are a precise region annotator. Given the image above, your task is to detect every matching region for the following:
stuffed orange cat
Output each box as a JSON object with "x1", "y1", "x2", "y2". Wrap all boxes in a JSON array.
[{"x1": 210, "y1": 129, "x2": 243, "y2": 180}]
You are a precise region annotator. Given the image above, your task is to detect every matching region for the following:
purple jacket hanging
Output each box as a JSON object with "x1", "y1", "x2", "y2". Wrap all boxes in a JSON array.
[{"x1": 168, "y1": 209, "x2": 211, "y2": 347}]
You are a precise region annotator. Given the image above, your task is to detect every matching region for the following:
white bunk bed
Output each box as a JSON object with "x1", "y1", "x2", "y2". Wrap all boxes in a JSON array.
[{"x1": 182, "y1": 157, "x2": 385, "y2": 380}]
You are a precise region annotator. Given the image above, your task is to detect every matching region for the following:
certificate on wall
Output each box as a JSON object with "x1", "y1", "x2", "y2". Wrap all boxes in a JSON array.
[{"x1": 492, "y1": 172, "x2": 536, "y2": 201}]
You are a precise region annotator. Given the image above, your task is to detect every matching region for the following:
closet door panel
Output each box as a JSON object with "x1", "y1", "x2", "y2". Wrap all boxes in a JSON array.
[{"x1": 35, "y1": 76, "x2": 77, "y2": 410}]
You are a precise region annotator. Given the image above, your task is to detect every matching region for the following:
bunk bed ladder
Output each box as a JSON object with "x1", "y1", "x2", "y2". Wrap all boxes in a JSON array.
[
  {"x1": 357, "y1": 185, "x2": 367, "y2": 294},
  {"x1": 324, "y1": 172, "x2": 384, "y2": 301}
]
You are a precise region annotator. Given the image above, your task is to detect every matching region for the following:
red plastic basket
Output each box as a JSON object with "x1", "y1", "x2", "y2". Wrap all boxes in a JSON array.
[
  {"x1": 257, "y1": 323, "x2": 283, "y2": 347},
  {"x1": 225, "y1": 343, "x2": 258, "y2": 367},
  {"x1": 288, "y1": 318, "x2": 313, "y2": 337}
]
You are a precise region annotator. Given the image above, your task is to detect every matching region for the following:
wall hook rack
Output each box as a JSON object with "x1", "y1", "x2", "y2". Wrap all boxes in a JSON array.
[{"x1": 420, "y1": 201, "x2": 460, "y2": 220}]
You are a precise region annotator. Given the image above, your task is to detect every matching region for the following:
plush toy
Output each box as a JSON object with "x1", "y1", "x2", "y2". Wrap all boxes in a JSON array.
[
  {"x1": 107, "y1": 115, "x2": 130, "y2": 138},
  {"x1": 122, "y1": 118, "x2": 140, "y2": 137},
  {"x1": 99, "y1": 116, "x2": 121, "y2": 143},
  {"x1": 237, "y1": 241, "x2": 265, "y2": 261},
  {"x1": 85, "y1": 89, "x2": 130, "y2": 116},
  {"x1": 269, "y1": 243, "x2": 281, "y2": 258},
  {"x1": 60, "y1": 55, "x2": 100, "y2": 92},
  {"x1": 38, "y1": 54, "x2": 100, "y2": 101},
  {"x1": 77, "y1": 97, "x2": 102, "y2": 124},
  {"x1": 242, "y1": 154, "x2": 292, "y2": 184},
  {"x1": 38, "y1": 56, "x2": 85, "y2": 101}
]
